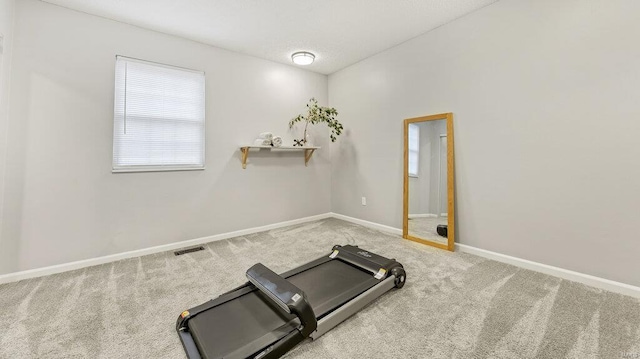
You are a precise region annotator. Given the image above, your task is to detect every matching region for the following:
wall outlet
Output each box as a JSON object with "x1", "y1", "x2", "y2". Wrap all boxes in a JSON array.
[{"x1": 361, "y1": 197, "x2": 367, "y2": 206}]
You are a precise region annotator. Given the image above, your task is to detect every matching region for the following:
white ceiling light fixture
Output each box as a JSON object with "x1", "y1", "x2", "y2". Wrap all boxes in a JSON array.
[{"x1": 291, "y1": 51, "x2": 315, "y2": 66}]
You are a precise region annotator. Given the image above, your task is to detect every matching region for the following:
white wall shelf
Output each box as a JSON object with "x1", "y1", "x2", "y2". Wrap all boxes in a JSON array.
[{"x1": 239, "y1": 145, "x2": 320, "y2": 169}]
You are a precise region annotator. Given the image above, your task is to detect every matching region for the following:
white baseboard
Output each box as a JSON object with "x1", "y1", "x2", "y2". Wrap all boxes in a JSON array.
[
  {"x1": 408, "y1": 213, "x2": 438, "y2": 218},
  {"x1": 325, "y1": 213, "x2": 640, "y2": 298},
  {"x1": 330, "y1": 212, "x2": 403, "y2": 236},
  {"x1": 0, "y1": 213, "x2": 333, "y2": 285},
  {"x1": 456, "y1": 243, "x2": 640, "y2": 299},
  {"x1": 3, "y1": 212, "x2": 639, "y2": 299}
]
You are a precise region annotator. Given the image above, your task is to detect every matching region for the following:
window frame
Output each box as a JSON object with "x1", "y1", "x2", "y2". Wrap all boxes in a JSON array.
[
  {"x1": 408, "y1": 123, "x2": 419, "y2": 177},
  {"x1": 112, "y1": 55, "x2": 206, "y2": 173}
]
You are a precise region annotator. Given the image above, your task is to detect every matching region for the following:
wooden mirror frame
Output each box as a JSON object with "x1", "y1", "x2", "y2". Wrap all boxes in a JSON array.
[{"x1": 403, "y1": 113, "x2": 455, "y2": 251}]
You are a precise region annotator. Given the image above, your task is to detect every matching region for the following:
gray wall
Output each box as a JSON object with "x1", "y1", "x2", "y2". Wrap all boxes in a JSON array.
[
  {"x1": 0, "y1": 0, "x2": 330, "y2": 274},
  {"x1": 0, "y1": 0, "x2": 15, "y2": 273},
  {"x1": 329, "y1": 0, "x2": 640, "y2": 286},
  {"x1": 428, "y1": 121, "x2": 447, "y2": 215}
]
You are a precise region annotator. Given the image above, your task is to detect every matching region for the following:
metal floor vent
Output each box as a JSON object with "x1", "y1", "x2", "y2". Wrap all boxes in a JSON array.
[{"x1": 174, "y1": 246, "x2": 205, "y2": 256}]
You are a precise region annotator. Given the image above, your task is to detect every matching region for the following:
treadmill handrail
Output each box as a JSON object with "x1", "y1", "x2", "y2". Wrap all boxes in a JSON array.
[{"x1": 246, "y1": 263, "x2": 318, "y2": 337}]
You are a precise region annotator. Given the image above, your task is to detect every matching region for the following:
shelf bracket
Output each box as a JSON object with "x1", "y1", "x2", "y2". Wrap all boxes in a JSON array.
[
  {"x1": 240, "y1": 147, "x2": 250, "y2": 169},
  {"x1": 304, "y1": 148, "x2": 316, "y2": 167}
]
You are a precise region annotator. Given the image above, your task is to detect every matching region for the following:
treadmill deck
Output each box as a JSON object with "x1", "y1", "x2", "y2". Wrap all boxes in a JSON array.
[{"x1": 188, "y1": 260, "x2": 379, "y2": 359}]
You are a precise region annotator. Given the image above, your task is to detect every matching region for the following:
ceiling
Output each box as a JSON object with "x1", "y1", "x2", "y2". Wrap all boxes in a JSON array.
[{"x1": 41, "y1": 0, "x2": 499, "y2": 74}]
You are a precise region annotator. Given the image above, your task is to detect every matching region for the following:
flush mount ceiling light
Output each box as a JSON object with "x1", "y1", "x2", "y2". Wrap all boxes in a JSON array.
[{"x1": 291, "y1": 51, "x2": 315, "y2": 65}]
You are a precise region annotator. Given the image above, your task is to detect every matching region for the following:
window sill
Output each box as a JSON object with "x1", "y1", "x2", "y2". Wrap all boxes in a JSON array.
[{"x1": 112, "y1": 166, "x2": 205, "y2": 173}]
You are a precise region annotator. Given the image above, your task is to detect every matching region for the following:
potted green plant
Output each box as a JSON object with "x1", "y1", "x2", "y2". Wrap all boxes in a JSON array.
[{"x1": 289, "y1": 98, "x2": 343, "y2": 145}]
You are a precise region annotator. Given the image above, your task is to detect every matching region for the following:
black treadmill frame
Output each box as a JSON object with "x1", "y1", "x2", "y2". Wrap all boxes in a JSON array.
[{"x1": 176, "y1": 245, "x2": 405, "y2": 359}]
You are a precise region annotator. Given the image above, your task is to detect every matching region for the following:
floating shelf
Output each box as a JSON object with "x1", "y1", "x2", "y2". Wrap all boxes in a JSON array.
[{"x1": 239, "y1": 145, "x2": 320, "y2": 169}]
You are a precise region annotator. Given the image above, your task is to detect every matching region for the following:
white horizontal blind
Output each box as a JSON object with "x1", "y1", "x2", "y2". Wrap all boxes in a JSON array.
[
  {"x1": 408, "y1": 124, "x2": 419, "y2": 177},
  {"x1": 113, "y1": 56, "x2": 205, "y2": 172}
]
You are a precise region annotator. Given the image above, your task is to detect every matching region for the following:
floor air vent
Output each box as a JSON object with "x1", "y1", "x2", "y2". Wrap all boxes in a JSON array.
[{"x1": 174, "y1": 246, "x2": 205, "y2": 256}]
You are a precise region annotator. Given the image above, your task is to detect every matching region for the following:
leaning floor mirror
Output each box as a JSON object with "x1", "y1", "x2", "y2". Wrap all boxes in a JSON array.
[{"x1": 403, "y1": 113, "x2": 455, "y2": 251}]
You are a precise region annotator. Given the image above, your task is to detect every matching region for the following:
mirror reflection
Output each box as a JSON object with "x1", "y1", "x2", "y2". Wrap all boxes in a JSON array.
[
  {"x1": 403, "y1": 112, "x2": 454, "y2": 251},
  {"x1": 407, "y1": 119, "x2": 448, "y2": 244}
]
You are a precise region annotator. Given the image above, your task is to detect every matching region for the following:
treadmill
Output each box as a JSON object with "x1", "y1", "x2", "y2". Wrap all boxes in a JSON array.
[{"x1": 176, "y1": 245, "x2": 406, "y2": 359}]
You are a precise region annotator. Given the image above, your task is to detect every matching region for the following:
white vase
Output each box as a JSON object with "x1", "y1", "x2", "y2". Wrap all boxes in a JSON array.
[{"x1": 305, "y1": 133, "x2": 313, "y2": 146}]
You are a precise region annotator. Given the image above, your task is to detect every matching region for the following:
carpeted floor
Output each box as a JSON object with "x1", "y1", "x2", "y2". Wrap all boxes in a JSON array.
[
  {"x1": 408, "y1": 216, "x2": 448, "y2": 243},
  {"x1": 0, "y1": 218, "x2": 639, "y2": 359}
]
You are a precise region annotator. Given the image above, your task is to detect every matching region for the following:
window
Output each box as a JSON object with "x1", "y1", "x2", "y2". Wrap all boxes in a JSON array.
[
  {"x1": 408, "y1": 124, "x2": 419, "y2": 177},
  {"x1": 112, "y1": 56, "x2": 205, "y2": 172}
]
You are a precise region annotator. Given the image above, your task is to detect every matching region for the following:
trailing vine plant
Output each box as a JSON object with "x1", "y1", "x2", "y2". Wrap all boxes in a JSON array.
[{"x1": 289, "y1": 98, "x2": 343, "y2": 144}]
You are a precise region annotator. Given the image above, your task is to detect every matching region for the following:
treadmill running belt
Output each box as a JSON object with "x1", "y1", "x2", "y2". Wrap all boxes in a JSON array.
[{"x1": 188, "y1": 260, "x2": 378, "y2": 359}]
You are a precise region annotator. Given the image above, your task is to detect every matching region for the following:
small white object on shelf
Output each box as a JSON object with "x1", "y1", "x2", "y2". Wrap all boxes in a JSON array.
[
  {"x1": 272, "y1": 136, "x2": 283, "y2": 147},
  {"x1": 239, "y1": 145, "x2": 320, "y2": 169},
  {"x1": 258, "y1": 132, "x2": 273, "y2": 140},
  {"x1": 254, "y1": 138, "x2": 271, "y2": 146}
]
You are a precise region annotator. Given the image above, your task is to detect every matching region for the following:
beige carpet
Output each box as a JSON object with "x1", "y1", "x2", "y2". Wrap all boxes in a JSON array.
[{"x1": 0, "y1": 218, "x2": 639, "y2": 358}]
